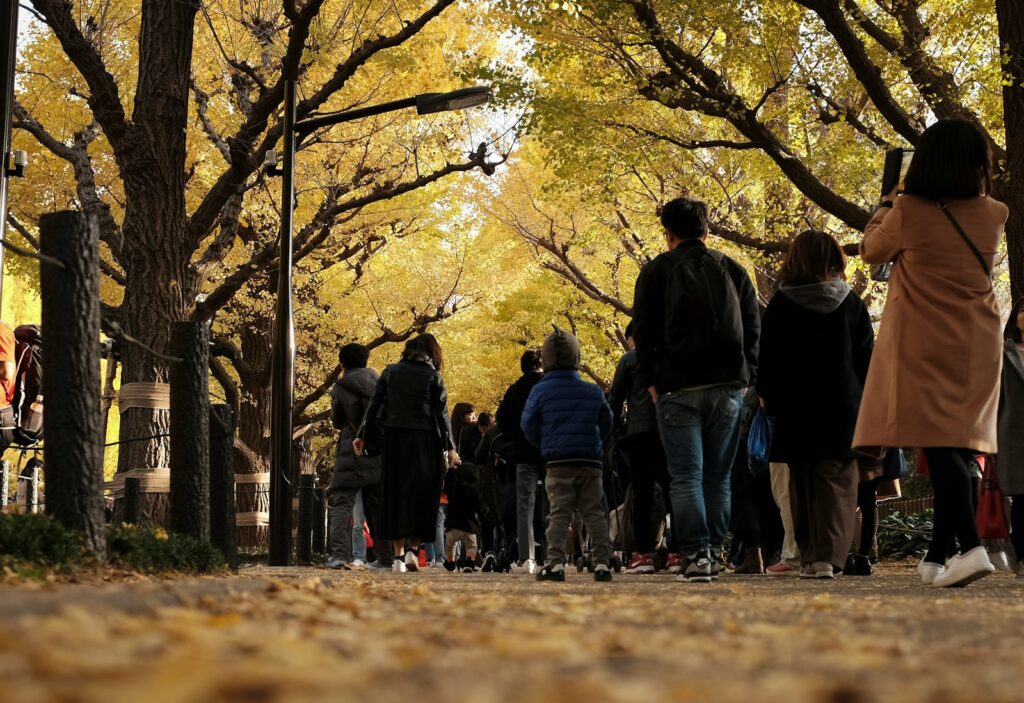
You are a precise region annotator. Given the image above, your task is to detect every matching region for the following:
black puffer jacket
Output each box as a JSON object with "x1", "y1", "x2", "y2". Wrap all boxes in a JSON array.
[
  {"x1": 608, "y1": 349, "x2": 657, "y2": 436},
  {"x1": 330, "y1": 367, "x2": 380, "y2": 489},
  {"x1": 496, "y1": 371, "x2": 543, "y2": 465}
]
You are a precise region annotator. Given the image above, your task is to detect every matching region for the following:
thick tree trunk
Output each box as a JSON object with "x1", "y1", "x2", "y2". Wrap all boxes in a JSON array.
[
  {"x1": 113, "y1": 0, "x2": 201, "y2": 529},
  {"x1": 998, "y1": 0, "x2": 1024, "y2": 302}
]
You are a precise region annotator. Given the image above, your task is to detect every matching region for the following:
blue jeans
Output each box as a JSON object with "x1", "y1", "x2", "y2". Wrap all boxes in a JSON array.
[
  {"x1": 656, "y1": 386, "x2": 744, "y2": 556},
  {"x1": 424, "y1": 504, "x2": 446, "y2": 561}
]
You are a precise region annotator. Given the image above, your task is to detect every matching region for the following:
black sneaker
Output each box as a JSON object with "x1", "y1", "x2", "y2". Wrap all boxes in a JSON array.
[
  {"x1": 536, "y1": 564, "x2": 566, "y2": 582},
  {"x1": 594, "y1": 564, "x2": 613, "y2": 582},
  {"x1": 481, "y1": 552, "x2": 497, "y2": 572},
  {"x1": 677, "y1": 551, "x2": 713, "y2": 583},
  {"x1": 443, "y1": 559, "x2": 457, "y2": 572}
]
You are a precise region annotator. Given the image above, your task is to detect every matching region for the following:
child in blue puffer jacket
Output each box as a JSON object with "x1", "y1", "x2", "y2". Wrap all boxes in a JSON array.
[{"x1": 522, "y1": 326, "x2": 614, "y2": 582}]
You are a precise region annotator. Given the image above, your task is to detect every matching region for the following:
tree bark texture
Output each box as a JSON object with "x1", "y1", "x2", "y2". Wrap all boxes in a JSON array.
[
  {"x1": 169, "y1": 321, "x2": 210, "y2": 539},
  {"x1": 209, "y1": 404, "x2": 237, "y2": 570},
  {"x1": 998, "y1": 0, "x2": 1024, "y2": 302},
  {"x1": 39, "y1": 211, "x2": 106, "y2": 557},
  {"x1": 235, "y1": 323, "x2": 272, "y2": 550}
]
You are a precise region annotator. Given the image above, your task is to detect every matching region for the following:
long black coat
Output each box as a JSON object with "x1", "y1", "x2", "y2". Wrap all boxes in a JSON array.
[
  {"x1": 756, "y1": 285, "x2": 873, "y2": 463},
  {"x1": 330, "y1": 367, "x2": 380, "y2": 489}
]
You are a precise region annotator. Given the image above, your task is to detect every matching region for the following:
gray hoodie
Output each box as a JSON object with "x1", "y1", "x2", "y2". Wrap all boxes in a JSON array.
[{"x1": 778, "y1": 279, "x2": 851, "y2": 314}]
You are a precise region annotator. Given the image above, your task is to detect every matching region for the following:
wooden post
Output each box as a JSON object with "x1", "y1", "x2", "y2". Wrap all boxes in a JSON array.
[
  {"x1": 0, "y1": 460, "x2": 8, "y2": 507},
  {"x1": 296, "y1": 474, "x2": 314, "y2": 564},
  {"x1": 312, "y1": 486, "x2": 326, "y2": 555},
  {"x1": 99, "y1": 343, "x2": 118, "y2": 449},
  {"x1": 209, "y1": 404, "x2": 237, "y2": 571},
  {"x1": 39, "y1": 211, "x2": 106, "y2": 556},
  {"x1": 169, "y1": 321, "x2": 210, "y2": 539},
  {"x1": 124, "y1": 477, "x2": 140, "y2": 524}
]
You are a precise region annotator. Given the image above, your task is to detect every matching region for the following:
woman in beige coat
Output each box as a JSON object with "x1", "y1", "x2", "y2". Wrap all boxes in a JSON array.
[{"x1": 856, "y1": 119, "x2": 1008, "y2": 588}]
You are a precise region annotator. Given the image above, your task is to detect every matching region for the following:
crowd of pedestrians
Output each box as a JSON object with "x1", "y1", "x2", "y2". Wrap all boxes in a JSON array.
[{"x1": 324, "y1": 119, "x2": 1020, "y2": 588}]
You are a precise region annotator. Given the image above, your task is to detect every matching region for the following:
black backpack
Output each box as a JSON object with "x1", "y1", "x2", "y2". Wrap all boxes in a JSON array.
[
  {"x1": 12, "y1": 325, "x2": 43, "y2": 444},
  {"x1": 663, "y1": 248, "x2": 744, "y2": 372}
]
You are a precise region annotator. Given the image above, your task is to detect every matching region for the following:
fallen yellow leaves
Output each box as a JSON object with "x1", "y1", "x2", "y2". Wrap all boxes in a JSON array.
[{"x1": 0, "y1": 565, "x2": 1022, "y2": 703}]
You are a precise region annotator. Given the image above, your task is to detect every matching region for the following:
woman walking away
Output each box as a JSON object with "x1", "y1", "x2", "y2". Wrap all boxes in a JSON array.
[
  {"x1": 856, "y1": 119, "x2": 1007, "y2": 588},
  {"x1": 355, "y1": 334, "x2": 460, "y2": 573},
  {"x1": 1000, "y1": 298, "x2": 1024, "y2": 575},
  {"x1": 758, "y1": 230, "x2": 874, "y2": 580}
]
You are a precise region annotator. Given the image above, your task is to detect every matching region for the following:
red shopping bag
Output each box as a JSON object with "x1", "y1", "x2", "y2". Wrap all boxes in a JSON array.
[{"x1": 977, "y1": 456, "x2": 1010, "y2": 539}]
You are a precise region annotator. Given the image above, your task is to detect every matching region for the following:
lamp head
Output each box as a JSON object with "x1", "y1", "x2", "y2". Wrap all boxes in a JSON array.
[{"x1": 415, "y1": 86, "x2": 492, "y2": 116}]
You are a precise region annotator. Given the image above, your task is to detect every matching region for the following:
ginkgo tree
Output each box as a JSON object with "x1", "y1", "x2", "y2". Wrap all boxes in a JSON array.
[{"x1": 8, "y1": 0, "x2": 508, "y2": 501}]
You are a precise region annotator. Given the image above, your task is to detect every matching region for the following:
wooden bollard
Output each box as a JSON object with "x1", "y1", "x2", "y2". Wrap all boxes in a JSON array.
[
  {"x1": 39, "y1": 211, "x2": 106, "y2": 557},
  {"x1": 209, "y1": 404, "x2": 237, "y2": 570}
]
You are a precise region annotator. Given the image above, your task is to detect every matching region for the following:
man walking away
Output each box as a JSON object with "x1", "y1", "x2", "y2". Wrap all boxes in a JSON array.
[
  {"x1": 496, "y1": 349, "x2": 545, "y2": 573},
  {"x1": 632, "y1": 197, "x2": 760, "y2": 583}
]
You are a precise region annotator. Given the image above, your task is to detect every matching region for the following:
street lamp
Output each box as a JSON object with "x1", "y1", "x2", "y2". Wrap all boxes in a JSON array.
[{"x1": 266, "y1": 82, "x2": 491, "y2": 566}]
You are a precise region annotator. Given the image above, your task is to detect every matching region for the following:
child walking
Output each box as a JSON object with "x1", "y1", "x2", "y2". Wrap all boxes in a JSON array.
[
  {"x1": 521, "y1": 326, "x2": 614, "y2": 582},
  {"x1": 443, "y1": 462, "x2": 482, "y2": 572}
]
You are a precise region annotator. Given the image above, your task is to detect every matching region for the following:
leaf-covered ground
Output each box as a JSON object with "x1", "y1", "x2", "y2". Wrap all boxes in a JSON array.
[{"x1": 1, "y1": 563, "x2": 1022, "y2": 703}]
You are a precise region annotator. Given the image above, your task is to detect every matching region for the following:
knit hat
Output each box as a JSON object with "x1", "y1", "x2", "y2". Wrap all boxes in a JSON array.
[{"x1": 541, "y1": 325, "x2": 581, "y2": 371}]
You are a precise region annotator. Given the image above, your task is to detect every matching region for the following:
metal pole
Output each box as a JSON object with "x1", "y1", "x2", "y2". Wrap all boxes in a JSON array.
[
  {"x1": 269, "y1": 80, "x2": 297, "y2": 566},
  {"x1": 0, "y1": 0, "x2": 18, "y2": 305}
]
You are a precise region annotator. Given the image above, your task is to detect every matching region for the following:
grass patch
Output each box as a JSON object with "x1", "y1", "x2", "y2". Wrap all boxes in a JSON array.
[{"x1": 0, "y1": 513, "x2": 226, "y2": 577}]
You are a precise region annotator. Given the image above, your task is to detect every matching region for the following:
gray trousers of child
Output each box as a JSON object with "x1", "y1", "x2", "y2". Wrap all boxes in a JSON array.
[{"x1": 544, "y1": 466, "x2": 610, "y2": 567}]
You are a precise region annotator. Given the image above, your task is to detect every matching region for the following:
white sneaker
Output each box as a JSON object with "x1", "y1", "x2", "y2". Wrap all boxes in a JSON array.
[
  {"x1": 798, "y1": 562, "x2": 835, "y2": 579},
  {"x1": 349, "y1": 559, "x2": 366, "y2": 571},
  {"x1": 392, "y1": 559, "x2": 407, "y2": 573},
  {"x1": 989, "y1": 550, "x2": 1013, "y2": 572},
  {"x1": 404, "y1": 551, "x2": 420, "y2": 573},
  {"x1": 932, "y1": 546, "x2": 995, "y2": 588},
  {"x1": 918, "y1": 559, "x2": 944, "y2": 585},
  {"x1": 511, "y1": 559, "x2": 537, "y2": 574}
]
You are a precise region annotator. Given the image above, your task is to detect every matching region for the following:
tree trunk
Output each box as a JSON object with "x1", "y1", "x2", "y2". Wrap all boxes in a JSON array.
[
  {"x1": 169, "y1": 321, "x2": 211, "y2": 539},
  {"x1": 113, "y1": 0, "x2": 201, "y2": 529},
  {"x1": 998, "y1": 0, "x2": 1024, "y2": 302}
]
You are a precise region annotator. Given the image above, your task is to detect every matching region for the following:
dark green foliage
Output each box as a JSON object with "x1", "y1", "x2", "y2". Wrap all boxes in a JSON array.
[
  {"x1": 0, "y1": 513, "x2": 226, "y2": 575},
  {"x1": 0, "y1": 513, "x2": 83, "y2": 567},
  {"x1": 106, "y1": 524, "x2": 226, "y2": 574},
  {"x1": 877, "y1": 510, "x2": 935, "y2": 560}
]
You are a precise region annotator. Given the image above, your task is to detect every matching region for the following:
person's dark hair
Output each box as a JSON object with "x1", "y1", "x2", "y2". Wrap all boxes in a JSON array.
[
  {"x1": 902, "y1": 119, "x2": 993, "y2": 201},
  {"x1": 625, "y1": 320, "x2": 636, "y2": 340},
  {"x1": 402, "y1": 333, "x2": 444, "y2": 370},
  {"x1": 1005, "y1": 297, "x2": 1024, "y2": 343},
  {"x1": 659, "y1": 197, "x2": 708, "y2": 240},
  {"x1": 451, "y1": 402, "x2": 476, "y2": 447},
  {"x1": 478, "y1": 412, "x2": 494, "y2": 429},
  {"x1": 520, "y1": 349, "x2": 542, "y2": 373},
  {"x1": 778, "y1": 230, "x2": 848, "y2": 286},
  {"x1": 338, "y1": 343, "x2": 369, "y2": 370}
]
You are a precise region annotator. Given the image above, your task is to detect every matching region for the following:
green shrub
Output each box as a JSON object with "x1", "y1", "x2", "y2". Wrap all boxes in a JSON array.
[
  {"x1": 0, "y1": 513, "x2": 83, "y2": 568},
  {"x1": 877, "y1": 510, "x2": 934, "y2": 560},
  {"x1": 106, "y1": 524, "x2": 227, "y2": 574}
]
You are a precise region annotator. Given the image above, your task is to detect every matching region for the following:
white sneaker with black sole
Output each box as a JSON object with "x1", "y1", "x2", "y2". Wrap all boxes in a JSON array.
[
  {"x1": 404, "y1": 551, "x2": 420, "y2": 572},
  {"x1": 676, "y1": 552, "x2": 713, "y2": 583}
]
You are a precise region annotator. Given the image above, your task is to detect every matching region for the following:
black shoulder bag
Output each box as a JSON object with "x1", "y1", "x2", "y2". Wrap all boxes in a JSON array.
[{"x1": 937, "y1": 202, "x2": 992, "y2": 288}]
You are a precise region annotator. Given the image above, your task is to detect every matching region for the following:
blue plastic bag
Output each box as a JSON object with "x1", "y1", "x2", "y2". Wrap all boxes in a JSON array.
[{"x1": 747, "y1": 408, "x2": 775, "y2": 477}]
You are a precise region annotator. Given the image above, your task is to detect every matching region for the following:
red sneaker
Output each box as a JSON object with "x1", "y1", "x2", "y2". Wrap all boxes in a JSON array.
[
  {"x1": 664, "y1": 553, "x2": 684, "y2": 574},
  {"x1": 765, "y1": 561, "x2": 799, "y2": 577},
  {"x1": 625, "y1": 554, "x2": 656, "y2": 574}
]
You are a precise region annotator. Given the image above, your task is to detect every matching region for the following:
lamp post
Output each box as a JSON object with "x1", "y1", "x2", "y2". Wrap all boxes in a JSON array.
[
  {"x1": 0, "y1": 0, "x2": 20, "y2": 307},
  {"x1": 267, "y1": 83, "x2": 491, "y2": 566}
]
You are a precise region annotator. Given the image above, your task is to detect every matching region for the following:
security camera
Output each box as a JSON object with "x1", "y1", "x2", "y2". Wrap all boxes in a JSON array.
[
  {"x1": 263, "y1": 150, "x2": 282, "y2": 176},
  {"x1": 6, "y1": 150, "x2": 28, "y2": 178}
]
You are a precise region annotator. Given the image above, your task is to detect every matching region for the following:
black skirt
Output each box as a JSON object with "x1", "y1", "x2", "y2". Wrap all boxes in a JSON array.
[{"x1": 378, "y1": 427, "x2": 445, "y2": 542}]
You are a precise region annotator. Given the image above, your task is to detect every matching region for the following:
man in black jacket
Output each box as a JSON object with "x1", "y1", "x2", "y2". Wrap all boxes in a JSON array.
[
  {"x1": 632, "y1": 197, "x2": 760, "y2": 583},
  {"x1": 496, "y1": 349, "x2": 544, "y2": 573}
]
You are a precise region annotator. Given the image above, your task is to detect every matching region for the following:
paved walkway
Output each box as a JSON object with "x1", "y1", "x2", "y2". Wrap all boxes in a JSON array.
[{"x1": 2, "y1": 563, "x2": 1022, "y2": 702}]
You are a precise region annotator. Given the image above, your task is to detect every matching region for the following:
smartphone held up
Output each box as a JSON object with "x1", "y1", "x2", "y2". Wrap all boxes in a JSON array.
[{"x1": 870, "y1": 148, "x2": 914, "y2": 283}]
